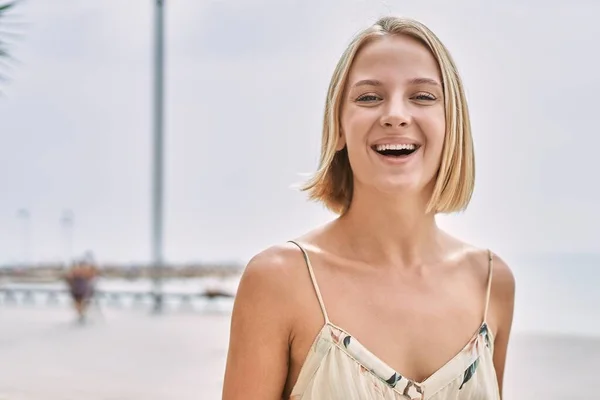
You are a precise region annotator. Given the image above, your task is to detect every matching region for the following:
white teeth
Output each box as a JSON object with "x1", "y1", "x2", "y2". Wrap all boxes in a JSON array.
[{"x1": 374, "y1": 143, "x2": 417, "y2": 151}]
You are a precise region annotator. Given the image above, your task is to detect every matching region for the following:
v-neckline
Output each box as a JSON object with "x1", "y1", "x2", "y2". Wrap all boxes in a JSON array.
[
  {"x1": 314, "y1": 320, "x2": 494, "y2": 387},
  {"x1": 290, "y1": 320, "x2": 497, "y2": 400},
  {"x1": 325, "y1": 320, "x2": 491, "y2": 387}
]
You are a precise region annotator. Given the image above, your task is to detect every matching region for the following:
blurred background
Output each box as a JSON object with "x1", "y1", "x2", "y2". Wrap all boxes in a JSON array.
[{"x1": 0, "y1": 0, "x2": 598, "y2": 399}]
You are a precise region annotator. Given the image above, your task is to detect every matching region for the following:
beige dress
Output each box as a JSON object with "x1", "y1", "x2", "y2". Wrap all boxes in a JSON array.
[{"x1": 288, "y1": 241, "x2": 501, "y2": 400}]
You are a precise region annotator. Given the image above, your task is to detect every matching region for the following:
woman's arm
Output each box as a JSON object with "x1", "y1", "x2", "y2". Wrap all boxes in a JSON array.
[
  {"x1": 222, "y1": 247, "x2": 295, "y2": 399},
  {"x1": 490, "y1": 255, "x2": 516, "y2": 399}
]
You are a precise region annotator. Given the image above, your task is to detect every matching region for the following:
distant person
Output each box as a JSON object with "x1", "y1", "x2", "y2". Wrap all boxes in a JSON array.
[
  {"x1": 223, "y1": 16, "x2": 515, "y2": 400},
  {"x1": 65, "y1": 259, "x2": 98, "y2": 323}
]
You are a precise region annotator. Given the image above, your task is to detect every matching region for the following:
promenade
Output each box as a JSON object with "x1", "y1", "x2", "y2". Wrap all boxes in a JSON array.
[{"x1": 0, "y1": 307, "x2": 229, "y2": 400}]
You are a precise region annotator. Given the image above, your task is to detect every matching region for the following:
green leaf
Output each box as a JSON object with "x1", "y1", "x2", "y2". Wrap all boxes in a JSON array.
[
  {"x1": 459, "y1": 358, "x2": 479, "y2": 390},
  {"x1": 479, "y1": 323, "x2": 492, "y2": 349},
  {"x1": 0, "y1": 2, "x2": 17, "y2": 13},
  {"x1": 0, "y1": 0, "x2": 22, "y2": 92}
]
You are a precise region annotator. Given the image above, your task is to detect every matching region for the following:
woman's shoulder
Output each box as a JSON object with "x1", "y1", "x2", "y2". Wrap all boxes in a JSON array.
[
  {"x1": 237, "y1": 240, "x2": 315, "y2": 303},
  {"x1": 241, "y1": 223, "x2": 331, "y2": 280},
  {"x1": 244, "y1": 240, "x2": 312, "y2": 273},
  {"x1": 449, "y1": 237, "x2": 516, "y2": 302}
]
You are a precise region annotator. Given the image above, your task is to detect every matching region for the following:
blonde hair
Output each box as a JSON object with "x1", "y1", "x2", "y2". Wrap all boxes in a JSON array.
[{"x1": 301, "y1": 16, "x2": 475, "y2": 215}]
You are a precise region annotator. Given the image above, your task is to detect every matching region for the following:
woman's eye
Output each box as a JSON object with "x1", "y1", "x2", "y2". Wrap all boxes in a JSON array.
[
  {"x1": 356, "y1": 94, "x2": 381, "y2": 102},
  {"x1": 413, "y1": 93, "x2": 437, "y2": 101}
]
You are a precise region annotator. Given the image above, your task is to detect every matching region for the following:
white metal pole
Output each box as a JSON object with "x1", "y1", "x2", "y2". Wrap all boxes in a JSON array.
[{"x1": 152, "y1": 0, "x2": 165, "y2": 313}]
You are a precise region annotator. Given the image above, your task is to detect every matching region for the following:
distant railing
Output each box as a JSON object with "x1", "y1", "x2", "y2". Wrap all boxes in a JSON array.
[
  {"x1": 0, "y1": 262, "x2": 244, "y2": 282},
  {"x1": 0, "y1": 286, "x2": 235, "y2": 309}
]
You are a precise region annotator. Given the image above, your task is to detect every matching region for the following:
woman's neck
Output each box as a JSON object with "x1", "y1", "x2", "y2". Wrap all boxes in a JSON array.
[{"x1": 334, "y1": 185, "x2": 447, "y2": 269}]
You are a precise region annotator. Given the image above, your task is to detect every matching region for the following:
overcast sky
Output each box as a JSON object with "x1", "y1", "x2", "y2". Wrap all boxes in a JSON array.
[{"x1": 1, "y1": 0, "x2": 599, "y2": 266}]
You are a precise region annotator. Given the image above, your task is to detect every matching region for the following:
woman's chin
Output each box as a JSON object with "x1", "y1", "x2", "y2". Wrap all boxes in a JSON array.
[{"x1": 373, "y1": 179, "x2": 428, "y2": 197}]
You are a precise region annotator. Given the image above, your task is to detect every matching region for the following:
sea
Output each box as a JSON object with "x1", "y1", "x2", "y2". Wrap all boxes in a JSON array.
[{"x1": 508, "y1": 252, "x2": 600, "y2": 337}]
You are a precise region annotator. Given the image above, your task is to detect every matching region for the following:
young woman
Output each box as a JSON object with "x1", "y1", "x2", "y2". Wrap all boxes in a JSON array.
[{"x1": 223, "y1": 16, "x2": 515, "y2": 400}]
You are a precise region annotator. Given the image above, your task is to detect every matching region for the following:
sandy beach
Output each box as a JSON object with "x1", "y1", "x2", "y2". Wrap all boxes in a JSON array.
[{"x1": 1, "y1": 306, "x2": 598, "y2": 399}]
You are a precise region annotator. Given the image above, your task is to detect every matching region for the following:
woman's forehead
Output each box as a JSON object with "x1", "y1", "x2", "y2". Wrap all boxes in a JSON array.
[{"x1": 348, "y1": 35, "x2": 441, "y2": 85}]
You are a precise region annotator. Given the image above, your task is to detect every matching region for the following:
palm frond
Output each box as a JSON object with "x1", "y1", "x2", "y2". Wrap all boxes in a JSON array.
[
  {"x1": 0, "y1": 2, "x2": 16, "y2": 13},
  {"x1": 0, "y1": 1, "x2": 21, "y2": 93}
]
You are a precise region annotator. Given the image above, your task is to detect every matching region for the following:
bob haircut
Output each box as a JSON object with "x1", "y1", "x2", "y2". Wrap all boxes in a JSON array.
[{"x1": 301, "y1": 16, "x2": 475, "y2": 215}]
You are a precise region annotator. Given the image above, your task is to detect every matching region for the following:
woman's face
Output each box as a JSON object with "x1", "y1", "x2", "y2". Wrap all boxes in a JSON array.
[{"x1": 339, "y1": 34, "x2": 446, "y2": 198}]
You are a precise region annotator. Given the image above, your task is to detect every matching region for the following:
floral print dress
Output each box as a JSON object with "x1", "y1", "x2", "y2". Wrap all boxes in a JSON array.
[{"x1": 288, "y1": 241, "x2": 500, "y2": 400}]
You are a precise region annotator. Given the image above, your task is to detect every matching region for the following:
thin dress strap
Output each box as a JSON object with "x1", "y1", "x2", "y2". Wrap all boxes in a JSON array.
[
  {"x1": 288, "y1": 240, "x2": 330, "y2": 324},
  {"x1": 483, "y1": 249, "x2": 494, "y2": 322}
]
